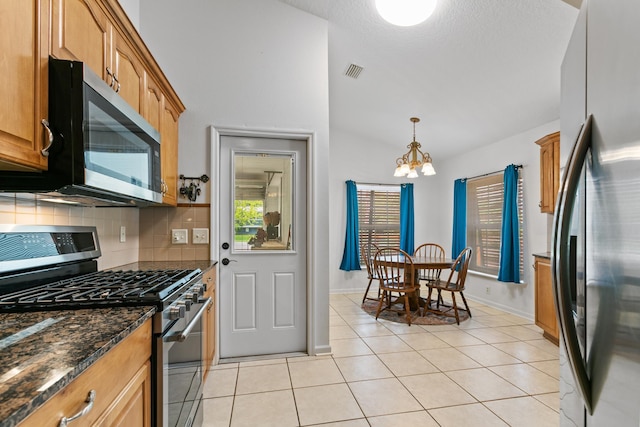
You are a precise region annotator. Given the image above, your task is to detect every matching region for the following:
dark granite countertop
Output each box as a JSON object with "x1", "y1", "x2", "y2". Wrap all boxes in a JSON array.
[
  {"x1": 110, "y1": 259, "x2": 217, "y2": 273},
  {"x1": 0, "y1": 306, "x2": 155, "y2": 427},
  {"x1": 533, "y1": 252, "x2": 552, "y2": 259}
]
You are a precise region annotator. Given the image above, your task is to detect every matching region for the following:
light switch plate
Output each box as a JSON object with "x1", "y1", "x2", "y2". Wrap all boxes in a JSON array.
[
  {"x1": 119, "y1": 226, "x2": 126, "y2": 243},
  {"x1": 193, "y1": 228, "x2": 209, "y2": 244},
  {"x1": 172, "y1": 229, "x2": 188, "y2": 244}
]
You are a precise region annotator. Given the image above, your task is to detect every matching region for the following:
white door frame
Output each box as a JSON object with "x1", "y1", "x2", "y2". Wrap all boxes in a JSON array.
[{"x1": 209, "y1": 125, "x2": 318, "y2": 361}]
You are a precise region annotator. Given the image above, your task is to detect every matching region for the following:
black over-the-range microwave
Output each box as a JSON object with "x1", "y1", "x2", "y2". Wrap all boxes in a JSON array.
[{"x1": 0, "y1": 57, "x2": 163, "y2": 206}]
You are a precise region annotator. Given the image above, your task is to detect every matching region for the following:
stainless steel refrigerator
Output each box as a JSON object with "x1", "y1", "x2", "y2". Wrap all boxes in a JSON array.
[{"x1": 557, "y1": 0, "x2": 640, "y2": 425}]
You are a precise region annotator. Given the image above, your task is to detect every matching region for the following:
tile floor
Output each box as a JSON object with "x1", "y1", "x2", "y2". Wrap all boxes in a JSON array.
[{"x1": 202, "y1": 293, "x2": 560, "y2": 427}]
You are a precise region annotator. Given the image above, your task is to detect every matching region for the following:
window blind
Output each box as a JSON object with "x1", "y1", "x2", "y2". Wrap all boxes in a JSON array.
[
  {"x1": 357, "y1": 187, "x2": 401, "y2": 264},
  {"x1": 466, "y1": 172, "x2": 524, "y2": 279}
]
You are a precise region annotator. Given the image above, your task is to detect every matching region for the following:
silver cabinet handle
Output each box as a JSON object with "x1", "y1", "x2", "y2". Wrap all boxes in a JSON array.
[
  {"x1": 41, "y1": 119, "x2": 54, "y2": 157},
  {"x1": 552, "y1": 114, "x2": 593, "y2": 414},
  {"x1": 165, "y1": 297, "x2": 212, "y2": 342},
  {"x1": 106, "y1": 67, "x2": 114, "y2": 87},
  {"x1": 112, "y1": 74, "x2": 120, "y2": 93},
  {"x1": 58, "y1": 390, "x2": 96, "y2": 427}
]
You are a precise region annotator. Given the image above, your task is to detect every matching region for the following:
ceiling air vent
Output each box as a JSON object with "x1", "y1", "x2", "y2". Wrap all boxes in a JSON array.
[{"x1": 344, "y1": 63, "x2": 364, "y2": 79}]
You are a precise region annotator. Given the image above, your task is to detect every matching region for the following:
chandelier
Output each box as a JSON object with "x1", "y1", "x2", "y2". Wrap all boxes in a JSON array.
[{"x1": 394, "y1": 117, "x2": 436, "y2": 178}]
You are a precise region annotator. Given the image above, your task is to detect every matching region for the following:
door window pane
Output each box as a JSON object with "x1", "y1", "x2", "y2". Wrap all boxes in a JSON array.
[{"x1": 233, "y1": 152, "x2": 293, "y2": 251}]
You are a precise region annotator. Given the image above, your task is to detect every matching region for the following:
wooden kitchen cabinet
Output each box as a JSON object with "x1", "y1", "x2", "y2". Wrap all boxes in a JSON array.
[
  {"x1": 3, "y1": 0, "x2": 184, "y2": 191},
  {"x1": 48, "y1": 0, "x2": 184, "y2": 200},
  {"x1": 143, "y1": 76, "x2": 163, "y2": 134},
  {"x1": 143, "y1": 75, "x2": 180, "y2": 206},
  {"x1": 0, "y1": 0, "x2": 50, "y2": 171},
  {"x1": 51, "y1": 0, "x2": 145, "y2": 115},
  {"x1": 202, "y1": 267, "x2": 217, "y2": 380},
  {"x1": 534, "y1": 255, "x2": 559, "y2": 345},
  {"x1": 160, "y1": 100, "x2": 180, "y2": 205},
  {"x1": 535, "y1": 132, "x2": 560, "y2": 214},
  {"x1": 111, "y1": 29, "x2": 145, "y2": 114},
  {"x1": 18, "y1": 319, "x2": 152, "y2": 427},
  {"x1": 51, "y1": 0, "x2": 112, "y2": 83}
]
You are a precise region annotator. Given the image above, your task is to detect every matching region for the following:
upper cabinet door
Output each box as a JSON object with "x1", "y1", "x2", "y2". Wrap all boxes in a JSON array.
[
  {"x1": 112, "y1": 30, "x2": 145, "y2": 114},
  {"x1": 143, "y1": 75, "x2": 162, "y2": 133},
  {"x1": 161, "y1": 100, "x2": 180, "y2": 206},
  {"x1": 0, "y1": 0, "x2": 50, "y2": 171},
  {"x1": 51, "y1": 0, "x2": 111, "y2": 82},
  {"x1": 536, "y1": 132, "x2": 560, "y2": 214}
]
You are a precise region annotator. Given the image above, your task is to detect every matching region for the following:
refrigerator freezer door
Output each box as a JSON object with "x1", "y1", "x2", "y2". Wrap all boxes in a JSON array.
[
  {"x1": 559, "y1": 4, "x2": 588, "y2": 425},
  {"x1": 584, "y1": 0, "x2": 640, "y2": 425}
]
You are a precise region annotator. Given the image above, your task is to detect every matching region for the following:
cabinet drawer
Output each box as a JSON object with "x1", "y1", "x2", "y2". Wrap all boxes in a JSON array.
[{"x1": 19, "y1": 319, "x2": 151, "y2": 427}]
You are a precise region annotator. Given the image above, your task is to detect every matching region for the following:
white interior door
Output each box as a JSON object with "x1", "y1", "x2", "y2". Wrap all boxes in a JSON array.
[{"x1": 219, "y1": 135, "x2": 307, "y2": 358}]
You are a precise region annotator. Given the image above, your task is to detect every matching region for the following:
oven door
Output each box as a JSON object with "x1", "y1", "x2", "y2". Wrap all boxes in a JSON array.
[{"x1": 157, "y1": 297, "x2": 211, "y2": 427}]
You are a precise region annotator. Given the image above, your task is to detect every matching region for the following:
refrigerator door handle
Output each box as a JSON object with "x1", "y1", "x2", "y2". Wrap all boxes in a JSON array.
[{"x1": 552, "y1": 114, "x2": 593, "y2": 415}]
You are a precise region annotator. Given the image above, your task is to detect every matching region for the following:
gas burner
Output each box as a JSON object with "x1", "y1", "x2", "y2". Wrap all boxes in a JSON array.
[{"x1": 0, "y1": 269, "x2": 201, "y2": 311}]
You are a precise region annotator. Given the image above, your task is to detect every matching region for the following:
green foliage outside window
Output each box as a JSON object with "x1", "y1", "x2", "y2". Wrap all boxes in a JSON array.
[{"x1": 234, "y1": 200, "x2": 264, "y2": 230}]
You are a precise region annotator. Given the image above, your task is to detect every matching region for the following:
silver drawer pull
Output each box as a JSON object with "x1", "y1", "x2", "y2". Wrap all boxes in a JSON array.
[{"x1": 58, "y1": 390, "x2": 96, "y2": 427}]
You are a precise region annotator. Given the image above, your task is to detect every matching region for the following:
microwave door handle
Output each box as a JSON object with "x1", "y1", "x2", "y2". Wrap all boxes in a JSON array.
[
  {"x1": 552, "y1": 114, "x2": 593, "y2": 415},
  {"x1": 41, "y1": 119, "x2": 54, "y2": 157},
  {"x1": 165, "y1": 297, "x2": 211, "y2": 343}
]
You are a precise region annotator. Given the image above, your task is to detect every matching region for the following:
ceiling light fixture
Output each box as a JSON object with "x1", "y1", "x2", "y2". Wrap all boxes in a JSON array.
[
  {"x1": 375, "y1": 0, "x2": 438, "y2": 27},
  {"x1": 394, "y1": 117, "x2": 436, "y2": 178}
]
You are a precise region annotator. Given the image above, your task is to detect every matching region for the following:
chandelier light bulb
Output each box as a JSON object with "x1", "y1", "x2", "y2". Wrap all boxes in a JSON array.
[
  {"x1": 375, "y1": 0, "x2": 438, "y2": 27},
  {"x1": 422, "y1": 161, "x2": 436, "y2": 176}
]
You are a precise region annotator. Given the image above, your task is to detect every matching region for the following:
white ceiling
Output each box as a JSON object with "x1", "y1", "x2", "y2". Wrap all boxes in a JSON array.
[{"x1": 278, "y1": 0, "x2": 578, "y2": 161}]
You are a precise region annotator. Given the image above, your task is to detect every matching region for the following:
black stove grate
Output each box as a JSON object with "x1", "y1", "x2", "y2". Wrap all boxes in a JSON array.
[{"x1": 0, "y1": 269, "x2": 200, "y2": 309}]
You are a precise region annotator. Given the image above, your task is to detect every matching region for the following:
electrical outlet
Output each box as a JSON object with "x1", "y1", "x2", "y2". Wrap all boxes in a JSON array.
[
  {"x1": 192, "y1": 228, "x2": 209, "y2": 244},
  {"x1": 172, "y1": 229, "x2": 188, "y2": 244},
  {"x1": 119, "y1": 226, "x2": 126, "y2": 243},
  {"x1": 485, "y1": 286, "x2": 491, "y2": 294}
]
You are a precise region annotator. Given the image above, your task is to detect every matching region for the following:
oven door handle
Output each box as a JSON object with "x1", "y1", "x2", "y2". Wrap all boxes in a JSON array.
[{"x1": 165, "y1": 297, "x2": 212, "y2": 343}]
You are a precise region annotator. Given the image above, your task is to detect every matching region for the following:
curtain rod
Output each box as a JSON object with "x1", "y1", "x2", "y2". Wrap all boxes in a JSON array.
[
  {"x1": 461, "y1": 164, "x2": 523, "y2": 182},
  {"x1": 355, "y1": 181, "x2": 396, "y2": 186}
]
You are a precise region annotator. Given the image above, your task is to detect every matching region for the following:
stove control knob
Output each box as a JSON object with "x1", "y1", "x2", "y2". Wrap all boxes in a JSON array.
[
  {"x1": 191, "y1": 285, "x2": 204, "y2": 298},
  {"x1": 168, "y1": 302, "x2": 186, "y2": 320},
  {"x1": 183, "y1": 297, "x2": 193, "y2": 310},
  {"x1": 187, "y1": 290, "x2": 200, "y2": 302}
]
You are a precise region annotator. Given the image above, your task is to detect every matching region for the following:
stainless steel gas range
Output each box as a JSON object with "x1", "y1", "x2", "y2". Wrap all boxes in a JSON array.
[{"x1": 0, "y1": 225, "x2": 211, "y2": 427}]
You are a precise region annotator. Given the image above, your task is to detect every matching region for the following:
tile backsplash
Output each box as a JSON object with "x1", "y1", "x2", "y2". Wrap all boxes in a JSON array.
[
  {"x1": 0, "y1": 194, "x2": 211, "y2": 268},
  {"x1": 138, "y1": 205, "x2": 211, "y2": 261},
  {"x1": 0, "y1": 194, "x2": 139, "y2": 269}
]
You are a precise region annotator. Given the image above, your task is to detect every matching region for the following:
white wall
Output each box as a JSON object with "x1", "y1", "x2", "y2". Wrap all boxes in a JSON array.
[
  {"x1": 117, "y1": 0, "x2": 140, "y2": 29},
  {"x1": 330, "y1": 120, "x2": 559, "y2": 319},
  {"x1": 137, "y1": 0, "x2": 331, "y2": 354},
  {"x1": 427, "y1": 120, "x2": 559, "y2": 319},
  {"x1": 329, "y1": 126, "x2": 442, "y2": 294}
]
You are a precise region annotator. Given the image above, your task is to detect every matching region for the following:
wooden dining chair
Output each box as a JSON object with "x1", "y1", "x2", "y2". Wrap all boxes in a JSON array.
[
  {"x1": 413, "y1": 243, "x2": 445, "y2": 306},
  {"x1": 413, "y1": 243, "x2": 445, "y2": 282},
  {"x1": 373, "y1": 247, "x2": 419, "y2": 326},
  {"x1": 423, "y1": 247, "x2": 472, "y2": 325},
  {"x1": 361, "y1": 243, "x2": 380, "y2": 304}
]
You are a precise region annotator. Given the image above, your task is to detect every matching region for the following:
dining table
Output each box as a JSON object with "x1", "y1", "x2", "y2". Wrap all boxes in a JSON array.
[{"x1": 374, "y1": 254, "x2": 455, "y2": 311}]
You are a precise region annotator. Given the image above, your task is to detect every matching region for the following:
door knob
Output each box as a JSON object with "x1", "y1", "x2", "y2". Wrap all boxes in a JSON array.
[{"x1": 221, "y1": 258, "x2": 237, "y2": 266}]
